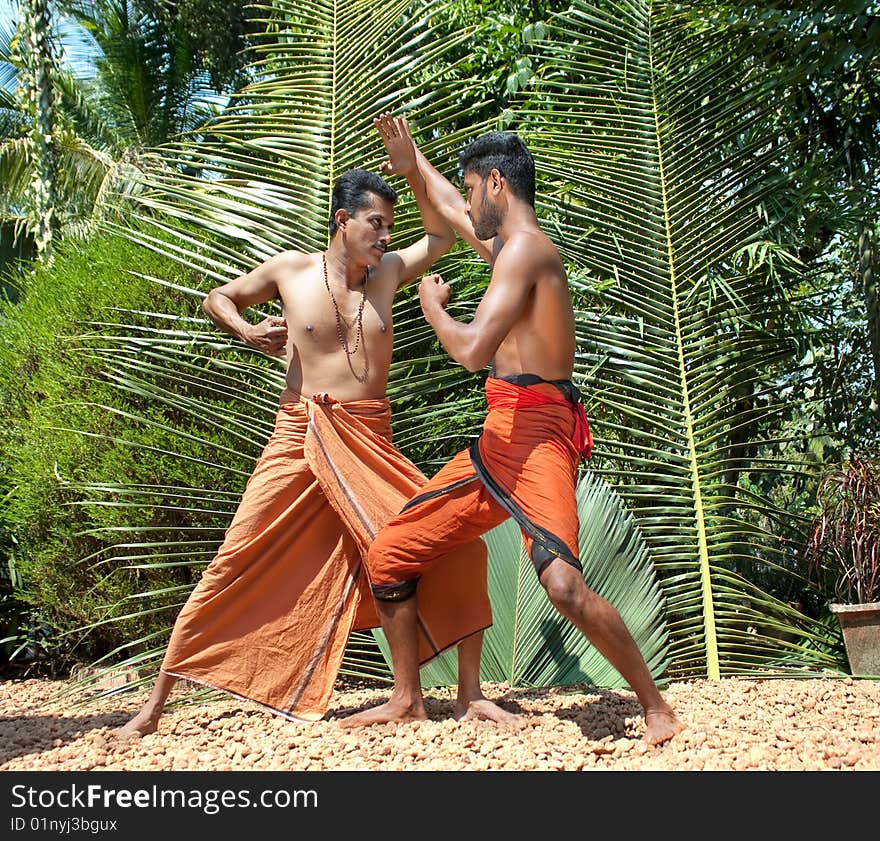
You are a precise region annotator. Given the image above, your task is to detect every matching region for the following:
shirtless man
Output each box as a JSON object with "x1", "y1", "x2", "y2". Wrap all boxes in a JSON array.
[
  {"x1": 339, "y1": 115, "x2": 685, "y2": 746},
  {"x1": 117, "y1": 119, "x2": 513, "y2": 738}
]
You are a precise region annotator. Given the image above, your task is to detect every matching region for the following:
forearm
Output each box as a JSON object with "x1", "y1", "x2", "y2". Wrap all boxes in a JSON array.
[
  {"x1": 422, "y1": 303, "x2": 487, "y2": 372},
  {"x1": 412, "y1": 143, "x2": 493, "y2": 263},
  {"x1": 413, "y1": 146, "x2": 467, "y2": 226},
  {"x1": 202, "y1": 289, "x2": 254, "y2": 344},
  {"x1": 405, "y1": 157, "x2": 453, "y2": 241}
]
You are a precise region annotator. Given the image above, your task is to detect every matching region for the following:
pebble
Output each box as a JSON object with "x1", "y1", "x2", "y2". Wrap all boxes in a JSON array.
[{"x1": 1, "y1": 677, "x2": 878, "y2": 771}]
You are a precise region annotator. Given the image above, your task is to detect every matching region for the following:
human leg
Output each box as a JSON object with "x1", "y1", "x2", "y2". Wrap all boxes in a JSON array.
[
  {"x1": 120, "y1": 403, "x2": 346, "y2": 730},
  {"x1": 339, "y1": 457, "x2": 508, "y2": 727},
  {"x1": 115, "y1": 670, "x2": 178, "y2": 738},
  {"x1": 337, "y1": 596, "x2": 427, "y2": 727},
  {"x1": 453, "y1": 631, "x2": 519, "y2": 723},
  {"x1": 538, "y1": 558, "x2": 684, "y2": 745}
]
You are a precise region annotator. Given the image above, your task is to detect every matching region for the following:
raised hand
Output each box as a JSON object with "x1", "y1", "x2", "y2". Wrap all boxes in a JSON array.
[
  {"x1": 243, "y1": 315, "x2": 288, "y2": 358},
  {"x1": 374, "y1": 112, "x2": 417, "y2": 178}
]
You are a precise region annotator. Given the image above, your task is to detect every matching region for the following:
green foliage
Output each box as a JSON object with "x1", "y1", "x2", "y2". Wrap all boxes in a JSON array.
[
  {"x1": 805, "y1": 456, "x2": 880, "y2": 606},
  {"x1": 6, "y1": 0, "x2": 877, "y2": 688},
  {"x1": 1, "y1": 0, "x2": 266, "y2": 274},
  {"x1": 0, "y1": 228, "x2": 272, "y2": 670}
]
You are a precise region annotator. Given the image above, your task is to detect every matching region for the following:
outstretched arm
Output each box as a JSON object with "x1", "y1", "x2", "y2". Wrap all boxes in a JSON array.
[
  {"x1": 202, "y1": 251, "x2": 295, "y2": 357},
  {"x1": 374, "y1": 113, "x2": 455, "y2": 288}
]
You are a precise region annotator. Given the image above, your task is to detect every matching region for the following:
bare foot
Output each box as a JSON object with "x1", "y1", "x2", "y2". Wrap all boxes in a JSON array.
[
  {"x1": 454, "y1": 698, "x2": 520, "y2": 725},
  {"x1": 643, "y1": 706, "x2": 685, "y2": 746},
  {"x1": 115, "y1": 710, "x2": 159, "y2": 740},
  {"x1": 337, "y1": 699, "x2": 427, "y2": 729}
]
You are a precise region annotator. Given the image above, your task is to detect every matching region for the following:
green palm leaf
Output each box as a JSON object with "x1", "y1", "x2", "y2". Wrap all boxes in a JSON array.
[
  {"x1": 54, "y1": 0, "x2": 506, "y2": 692},
  {"x1": 118, "y1": 0, "x2": 494, "y2": 266},
  {"x1": 55, "y1": 1, "x2": 848, "y2": 699},
  {"x1": 513, "y1": 1, "x2": 839, "y2": 677}
]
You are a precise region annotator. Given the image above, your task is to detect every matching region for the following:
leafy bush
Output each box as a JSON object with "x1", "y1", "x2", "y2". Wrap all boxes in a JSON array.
[
  {"x1": 0, "y1": 229, "x2": 275, "y2": 674},
  {"x1": 806, "y1": 455, "x2": 880, "y2": 605}
]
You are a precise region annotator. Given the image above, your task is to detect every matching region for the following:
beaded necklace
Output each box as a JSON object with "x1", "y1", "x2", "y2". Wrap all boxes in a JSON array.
[{"x1": 322, "y1": 253, "x2": 368, "y2": 382}]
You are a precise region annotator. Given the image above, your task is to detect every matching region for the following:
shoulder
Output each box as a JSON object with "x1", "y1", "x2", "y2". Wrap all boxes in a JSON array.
[
  {"x1": 265, "y1": 249, "x2": 314, "y2": 272},
  {"x1": 249, "y1": 249, "x2": 315, "y2": 283},
  {"x1": 371, "y1": 250, "x2": 409, "y2": 292},
  {"x1": 493, "y1": 230, "x2": 560, "y2": 278}
]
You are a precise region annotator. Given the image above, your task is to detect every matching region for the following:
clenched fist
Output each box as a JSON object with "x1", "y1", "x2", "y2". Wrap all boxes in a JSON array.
[
  {"x1": 418, "y1": 273, "x2": 451, "y2": 313},
  {"x1": 244, "y1": 316, "x2": 288, "y2": 357}
]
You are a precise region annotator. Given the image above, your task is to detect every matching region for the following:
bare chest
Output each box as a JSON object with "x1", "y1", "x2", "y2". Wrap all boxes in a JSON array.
[{"x1": 278, "y1": 278, "x2": 393, "y2": 349}]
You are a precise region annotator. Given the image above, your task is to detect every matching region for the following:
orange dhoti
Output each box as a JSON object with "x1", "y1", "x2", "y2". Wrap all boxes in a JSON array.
[
  {"x1": 368, "y1": 375, "x2": 593, "y2": 601},
  {"x1": 161, "y1": 393, "x2": 491, "y2": 721}
]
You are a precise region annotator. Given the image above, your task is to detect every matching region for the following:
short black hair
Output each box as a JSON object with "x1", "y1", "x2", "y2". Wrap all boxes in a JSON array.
[
  {"x1": 458, "y1": 131, "x2": 535, "y2": 207},
  {"x1": 329, "y1": 169, "x2": 398, "y2": 237}
]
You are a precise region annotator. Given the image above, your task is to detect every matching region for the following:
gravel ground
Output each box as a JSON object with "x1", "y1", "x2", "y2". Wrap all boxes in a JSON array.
[{"x1": 2, "y1": 675, "x2": 879, "y2": 771}]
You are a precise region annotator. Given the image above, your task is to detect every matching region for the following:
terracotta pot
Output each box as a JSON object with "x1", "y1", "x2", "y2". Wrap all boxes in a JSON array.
[{"x1": 830, "y1": 602, "x2": 880, "y2": 676}]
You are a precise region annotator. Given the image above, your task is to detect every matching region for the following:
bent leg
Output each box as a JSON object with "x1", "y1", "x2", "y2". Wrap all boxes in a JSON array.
[
  {"x1": 344, "y1": 455, "x2": 508, "y2": 726},
  {"x1": 539, "y1": 559, "x2": 684, "y2": 746}
]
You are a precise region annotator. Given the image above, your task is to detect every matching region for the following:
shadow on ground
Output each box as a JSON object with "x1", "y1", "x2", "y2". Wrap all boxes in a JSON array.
[
  {"x1": 0, "y1": 710, "x2": 130, "y2": 764},
  {"x1": 326, "y1": 684, "x2": 645, "y2": 741}
]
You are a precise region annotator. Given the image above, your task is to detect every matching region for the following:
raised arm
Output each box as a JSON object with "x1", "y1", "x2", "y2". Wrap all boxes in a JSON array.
[
  {"x1": 373, "y1": 113, "x2": 455, "y2": 288},
  {"x1": 391, "y1": 119, "x2": 496, "y2": 265},
  {"x1": 202, "y1": 251, "x2": 297, "y2": 357}
]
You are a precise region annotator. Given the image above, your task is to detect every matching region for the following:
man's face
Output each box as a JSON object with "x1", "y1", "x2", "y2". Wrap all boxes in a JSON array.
[
  {"x1": 342, "y1": 192, "x2": 395, "y2": 265},
  {"x1": 464, "y1": 171, "x2": 502, "y2": 241}
]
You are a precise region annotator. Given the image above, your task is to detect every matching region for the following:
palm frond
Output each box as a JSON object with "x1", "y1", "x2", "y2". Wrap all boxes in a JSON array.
[{"x1": 516, "y1": 0, "x2": 837, "y2": 677}]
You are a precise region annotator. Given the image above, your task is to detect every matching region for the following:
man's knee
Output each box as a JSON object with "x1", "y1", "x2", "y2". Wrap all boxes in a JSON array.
[
  {"x1": 539, "y1": 559, "x2": 587, "y2": 612},
  {"x1": 368, "y1": 529, "x2": 421, "y2": 602}
]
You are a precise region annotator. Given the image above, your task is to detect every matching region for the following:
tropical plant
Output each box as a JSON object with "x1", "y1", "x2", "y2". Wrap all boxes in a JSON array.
[
  {"x1": 1, "y1": 1, "x2": 260, "y2": 271},
  {"x1": 805, "y1": 456, "x2": 880, "y2": 606},
  {"x1": 13, "y1": 0, "x2": 874, "y2": 690},
  {"x1": 2, "y1": 0, "x2": 152, "y2": 265},
  {"x1": 506, "y1": 0, "x2": 846, "y2": 678},
  {"x1": 0, "y1": 226, "x2": 267, "y2": 672},
  {"x1": 47, "y1": 0, "x2": 674, "y2": 695},
  {"x1": 740, "y1": 2, "x2": 880, "y2": 463}
]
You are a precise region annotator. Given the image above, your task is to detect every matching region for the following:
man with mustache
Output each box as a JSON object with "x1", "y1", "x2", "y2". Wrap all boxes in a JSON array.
[{"x1": 117, "y1": 121, "x2": 513, "y2": 738}]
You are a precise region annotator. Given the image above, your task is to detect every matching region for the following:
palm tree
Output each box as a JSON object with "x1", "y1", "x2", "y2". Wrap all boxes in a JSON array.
[
  {"x1": 1, "y1": 0, "x2": 257, "y2": 273},
  {"x1": 59, "y1": 0, "x2": 673, "y2": 695},
  {"x1": 512, "y1": 0, "x2": 841, "y2": 677},
  {"x1": 1, "y1": 0, "x2": 155, "y2": 267},
  {"x1": 48, "y1": 0, "x2": 862, "y2": 692},
  {"x1": 5, "y1": 0, "x2": 58, "y2": 262}
]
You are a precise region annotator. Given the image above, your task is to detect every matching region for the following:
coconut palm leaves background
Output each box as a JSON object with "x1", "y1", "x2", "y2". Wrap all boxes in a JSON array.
[
  {"x1": 5, "y1": 0, "x2": 859, "y2": 693},
  {"x1": 515, "y1": 2, "x2": 842, "y2": 678}
]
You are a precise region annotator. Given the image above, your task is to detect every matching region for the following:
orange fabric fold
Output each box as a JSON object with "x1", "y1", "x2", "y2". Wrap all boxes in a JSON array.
[
  {"x1": 485, "y1": 377, "x2": 593, "y2": 458},
  {"x1": 368, "y1": 376, "x2": 583, "y2": 593},
  {"x1": 476, "y1": 378, "x2": 583, "y2": 564},
  {"x1": 161, "y1": 394, "x2": 491, "y2": 721}
]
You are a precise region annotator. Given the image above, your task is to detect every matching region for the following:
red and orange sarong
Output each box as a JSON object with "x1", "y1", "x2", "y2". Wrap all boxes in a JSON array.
[
  {"x1": 160, "y1": 392, "x2": 491, "y2": 721},
  {"x1": 368, "y1": 375, "x2": 593, "y2": 600}
]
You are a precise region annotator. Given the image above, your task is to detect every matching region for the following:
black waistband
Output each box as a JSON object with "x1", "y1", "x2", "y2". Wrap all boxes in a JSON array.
[{"x1": 492, "y1": 373, "x2": 581, "y2": 405}]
